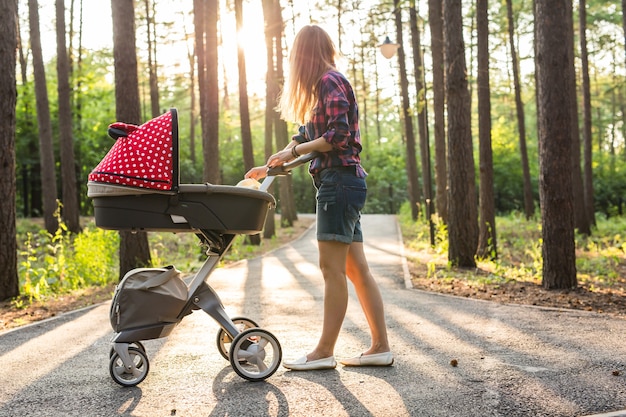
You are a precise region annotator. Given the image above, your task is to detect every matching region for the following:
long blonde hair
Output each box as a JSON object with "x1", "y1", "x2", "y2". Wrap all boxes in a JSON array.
[{"x1": 278, "y1": 25, "x2": 339, "y2": 124}]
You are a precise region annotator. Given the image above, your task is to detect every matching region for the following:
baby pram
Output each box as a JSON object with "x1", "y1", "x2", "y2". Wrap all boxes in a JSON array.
[{"x1": 88, "y1": 108, "x2": 308, "y2": 386}]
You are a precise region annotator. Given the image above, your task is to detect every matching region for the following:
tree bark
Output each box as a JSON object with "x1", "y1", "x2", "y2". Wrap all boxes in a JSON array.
[
  {"x1": 565, "y1": 0, "x2": 590, "y2": 235},
  {"x1": 476, "y1": 0, "x2": 497, "y2": 259},
  {"x1": 394, "y1": 0, "x2": 421, "y2": 222},
  {"x1": 535, "y1": 0, "x2": 577, "y2": 289},
  {"x1": 0, "y1": 0, "x2": 19, "y2": 301},
  {"x1": 428, "y1": 0, "x2": 447, "y2": 224},
  {"x1": 144, "y1": 0, "x2": 160, "y2": 118},
  {"x1": 56, "y1": 0, "x2": 81, "y2": 234},
  {"x1": 261, "y1": 0, "x2": 277, "y2": 238},
  {"x1": 272, "y1": 0, "x2": 297, "y2": 227},
  {"x1": 579, "y1": 0, "x2": 595, "y2": 227},
  {"x1": 29, "y1": 0, "x2": 59, "y2": 234},
  {"x1": 409, "y1": 1, "x2": 434, "y2": 245},
  {"x1": 111, "y1": 0, "x2": 152, "y2": 279},
  {"x1": 235, "y1": 0, "x2": 254, "y2": 173},
  {"x1": 506, "y1": 0, "x2": 534, "y2": 219},
  {"x1": 444, "y1": 0, "x2": 478, "y2": 267},
  {"x1": 204, "y1": 0, "x2": 220, "y2": 183}
]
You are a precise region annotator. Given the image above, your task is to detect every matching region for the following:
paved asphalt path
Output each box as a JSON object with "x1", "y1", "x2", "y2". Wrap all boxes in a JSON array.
[{"x1": 1, "y1": 214, "x2": 626, "y2": 417}]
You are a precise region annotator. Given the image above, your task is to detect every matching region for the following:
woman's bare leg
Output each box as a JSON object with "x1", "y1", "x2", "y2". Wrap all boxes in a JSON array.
[
  {"x1": 306, "y1": 240, "x2": 350, "y2": 361},
  {"x1": 346, "y1": 241, "x2": 390, "y2": 354}
]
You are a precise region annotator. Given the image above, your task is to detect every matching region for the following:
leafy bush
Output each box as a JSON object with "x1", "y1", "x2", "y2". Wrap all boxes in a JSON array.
[{"x1": 18, "y1": 219, "x2": 119, "y2": 301}]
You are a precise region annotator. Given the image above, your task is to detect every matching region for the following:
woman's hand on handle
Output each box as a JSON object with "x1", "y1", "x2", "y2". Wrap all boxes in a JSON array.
[
  {"x1": 245, "y1": 166, "x2": 268, "y2": 181},
  {"x1": 266, "y1": 148, "x2": 294, "y2": 168}
]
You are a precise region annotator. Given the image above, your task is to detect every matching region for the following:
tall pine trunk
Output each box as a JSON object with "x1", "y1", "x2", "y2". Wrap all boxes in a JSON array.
[
  {"x1": 56, "y1": 0, "x2": 81, "y2": 233},
  {"x1": 29, "y1": 0, "x2": 59, "y2": 234},
  {"x1": 579, "y1": 0, "x2": 595, "y2": 227},
  {"x1": 476, "y1": 0, "x2": 497, "y2": 259},
  {"x1": 261, "y1": 0, "x2": 278, "y2": 239},
  {"x1": 204, "y1": 0, "x2": 220, "y2": 183},
  {"x1": 506, "y1": 0, "x2": 534, "y2": 219},
  {"x1": 409, "y1": 1, "x2": 434, "y2": 245},
  {"x1": 444, "y1": 0, "x2": 478, "y2": 267},
  {"x1": 273, "y1": 0, "x2": 297, "y2": 227},
  {"x1": 111, "y1": 0, "x2": 152, "y2": 279},
  {"x1": 144, "y1": 0, "x2": 160, "y2": 118},
  {"x1": 394, "y1": 0, "x2": 421, "y2": 221},
  {"x1": 428, "y1": 0, "x2": 447, "y2": 224},
  {"x1": 565, "y1": 0, "x2": 590, "y2": 236},
  {"x1": 0, "y1": 0, "x2": 19, "y2": 301},
  {"x1": 535, "y1": 0, "x2": 577, "y2": 289}
]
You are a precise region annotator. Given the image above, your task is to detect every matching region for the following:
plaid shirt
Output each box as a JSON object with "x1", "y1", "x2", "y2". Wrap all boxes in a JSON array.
[{"x1": 292, "y1": 70, "x2": 366, "y2": 178}]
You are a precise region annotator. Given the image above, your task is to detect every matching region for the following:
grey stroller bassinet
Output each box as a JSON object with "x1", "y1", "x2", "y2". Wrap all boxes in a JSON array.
[{"x1": 88, "y1": 108, "x2": 291, "y2": 386}]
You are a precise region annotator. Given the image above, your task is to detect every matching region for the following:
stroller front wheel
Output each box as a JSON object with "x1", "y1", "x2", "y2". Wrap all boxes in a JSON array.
[
  {"x1": 109, "y1": 341, "x2": 146, "y2": 359},
  {"x1": 216, "y1": 316, "x2": 259, "y2": 360},
  {"x1": 229, "y1": 328, "x2": 282, "y2": 381},
  {"x1": 109, "y1": 346, "x2": 150, "y2": 387}
]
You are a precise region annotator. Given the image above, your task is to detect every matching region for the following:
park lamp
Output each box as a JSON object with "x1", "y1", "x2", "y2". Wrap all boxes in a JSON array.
[{"x1": 378, "y1": 36, "x2": 400, "y2": 59}]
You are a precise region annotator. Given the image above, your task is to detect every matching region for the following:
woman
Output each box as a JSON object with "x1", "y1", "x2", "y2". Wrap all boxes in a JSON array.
[{"x1": 245, "y1": 25, "x2": 393, "y2": 370}]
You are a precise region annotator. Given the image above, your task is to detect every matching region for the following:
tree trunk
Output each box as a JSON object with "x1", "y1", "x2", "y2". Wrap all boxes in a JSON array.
[
  {"x1": 234, "y1": 0, "x2": 259, "y2": 245},
  {"x1": 193, "y1": 0, "x2": 206, "y2": 170},
  {"x1": 428, "y1": 0, "x2": 447, "y2": 224},
  {"x1": 444, "y1": 0, "x2": 478, "y2": 267},
  {"x1": 272, "y1": 0, "x2": 297, "y2": 227},
  {"x1": 235, "y1": 0, "x2": 254, "y2": 173},
  {"x1": 16, "y1": 17, "x2": 36, "y2": 219},
  {"x1": 56, "y1": 0, "x2": 81, "y2": 234},
  {"x1": 182, "y1": 20, "x2": 197, "y2": 165},
  {"x1": 0, "y1": 0, "x2": 19, "y2": 301},
  {"x1": 535, "y1": 0, "x2": 577, "y2": 289},
  {"x1": 409, "y1": 1, "x2": 434, "y2": 245},
  {"x1": 194, "y1": 0, "x2": 220, "y2": 184},
  {"x1": 29, "y1": 0, "x2": 59, "y2": 234},
  {"x1": 476, "y1": 0, "x2": 496, "y2": 259},
  {"x1": 565, "y1": 0, "x2": 590, "y2": 236},
  {"x1": 261, "y1": 0, "x2": 277, "y2": 239},
  {"x1": 204, "y1": 0, "x2": 220, "y2": 183},
  {"x1": 394, "y1": 0, "x2": 421, "y2": 222},
  {"x1": 506, "y1": 0, "x2": 534, "y2": 219},
  {"x1": 111, "y1": 0, "x2": 152, "y2": 279},
  {"x1": 143, "y1": 0, "x2": 160, "y2": 118},
  {"x1": 579, "y1": 0, "x2": 595, "y2": 227}
]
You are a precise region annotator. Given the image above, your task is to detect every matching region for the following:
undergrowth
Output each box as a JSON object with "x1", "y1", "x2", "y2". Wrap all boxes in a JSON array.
[
  {"x1": 17, "y1": 217, "x2": 119, "y2": 305},
  {"x1": 398, "y1": 203, "x2": 626, "y2": 288},
  {"x1": 14, "y1": 215, "x2": 299, "y2": 308}
]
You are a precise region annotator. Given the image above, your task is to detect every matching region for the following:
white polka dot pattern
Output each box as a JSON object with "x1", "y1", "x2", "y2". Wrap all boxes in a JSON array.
[{"x1": 88, "y1": 111, "x2": 174, "y2": 190}]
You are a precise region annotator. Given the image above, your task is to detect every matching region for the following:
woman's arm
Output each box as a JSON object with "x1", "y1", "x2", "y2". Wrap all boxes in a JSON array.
[
  {"x1": 245, "y1": 137, "x2": 332, "y2": 180},
  {"x1": 267, "y1": 137, "x2": 331, "y2": 168}
]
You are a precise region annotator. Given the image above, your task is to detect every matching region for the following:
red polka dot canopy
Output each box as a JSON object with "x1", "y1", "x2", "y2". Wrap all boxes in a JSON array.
[{"x1": 88, "y1": 109, "x2": 179, "y2": 191}]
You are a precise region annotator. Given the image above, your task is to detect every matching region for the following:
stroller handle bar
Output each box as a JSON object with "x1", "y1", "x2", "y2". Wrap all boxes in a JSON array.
[{"x1": 259, "y1": 152, "x2": 318, "y2": 192}]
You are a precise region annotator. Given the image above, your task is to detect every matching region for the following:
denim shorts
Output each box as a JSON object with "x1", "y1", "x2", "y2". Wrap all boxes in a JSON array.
[{"x1": 313, "y1": 167, "x2": 367, "y2": 244}]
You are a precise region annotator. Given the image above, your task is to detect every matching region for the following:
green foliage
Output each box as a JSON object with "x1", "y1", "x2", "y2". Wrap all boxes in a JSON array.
[
  {"x1": 490, "y1": 116, "x2": 539, "y2": 213},
  {"x1": 17, "y1": 217, "x2": 119, "y2": 302},
  {"x1": 593, "y1": 154, "x2": 626, "y2": 218},
  {"x1": 148, "y1": 232, "x2": 206, "y2": 271},
  {"x1": 361, "y1": 139, "x2": 409, "y2": 214},
  {"x1": 400, "y1": 210, "x2": 626, "y2": 287}
]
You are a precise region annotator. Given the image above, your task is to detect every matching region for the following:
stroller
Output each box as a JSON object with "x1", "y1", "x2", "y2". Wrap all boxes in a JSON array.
[{"x1": 88, "y1": 108, "x2": 310, "y2": 386}]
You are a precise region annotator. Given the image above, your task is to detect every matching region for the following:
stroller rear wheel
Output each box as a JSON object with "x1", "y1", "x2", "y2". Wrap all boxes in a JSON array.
[
  {"x1": 109, "y1": 346, "x2": 150, "y2": 387},
  {"x1": 229, "y1": 328, "x2": 282, "y2": 381},
  {"x1": 216, "y1": 317, "x2": 259, "y2": 360}
]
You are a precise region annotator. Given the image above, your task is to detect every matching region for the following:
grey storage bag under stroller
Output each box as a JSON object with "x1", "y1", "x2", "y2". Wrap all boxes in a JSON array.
[{"x1": 110, "y1": 265, "x2": 188, "y2": 332}]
